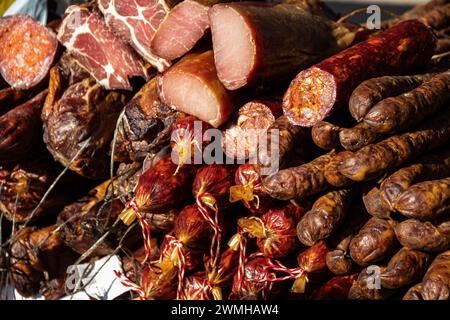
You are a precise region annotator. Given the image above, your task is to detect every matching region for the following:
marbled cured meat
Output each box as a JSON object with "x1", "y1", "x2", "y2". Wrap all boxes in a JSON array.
[
  {"x1": 98, "y1": 0, "x2": 171, "y2": 72},
  {"x1": 151, "y1": 0, "x2": 211, "y2": 61},
  {"x1": 57, "y1": 5, "x2": 149, "y2": 90}
]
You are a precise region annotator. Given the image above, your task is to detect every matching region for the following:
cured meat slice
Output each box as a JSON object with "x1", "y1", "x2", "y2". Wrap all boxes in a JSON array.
[
  {"x1": 158, "y1": 50, "x2": 235, "y2": 128},
  {"x1": 0, "y1": 15, "x2": 58, "y2": 89},
  {"x1": 209, "y1": 2, "x2": 350, "y2": 90},
  {"x1": 150, "y1": 0, "x2": 210, "y2": 61},
  {"x1": 98, "y1": 0, "x2": 171, "y2": 72},
  {"x1": 57, "y1": 5, "x2": 149, "y2": 90}
]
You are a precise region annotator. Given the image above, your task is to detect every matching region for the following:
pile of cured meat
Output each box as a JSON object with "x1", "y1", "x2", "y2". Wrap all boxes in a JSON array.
[{"x1": 0, "y1": 0, "x2": 450, "y2": 300}]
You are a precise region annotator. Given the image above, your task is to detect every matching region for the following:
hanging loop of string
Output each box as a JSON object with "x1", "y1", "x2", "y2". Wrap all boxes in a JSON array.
[
  {"x1": 114, "y1": 270, "x2": 146, "y2": 300},
  {"x1": 160, "y1": 235, "x2": 187, "y2": 300},
  {"x1": 235, "y1": 229, "x2": 247, "y2": 291},
  {"x1": 125, "y1": 199, "x2": 152, "y2": 263},
  {"x1": 196, "y1": 191, "x2": 223, "y2": 269}
]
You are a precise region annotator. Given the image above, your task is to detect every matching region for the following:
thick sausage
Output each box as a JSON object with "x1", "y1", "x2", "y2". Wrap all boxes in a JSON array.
[
  {"x1": 339, "y1": 122, "x2": 383, "y2": 151},
  {"x1": 348, "y1": 74, "x2": 434, "y2": 121},
  {"x1": 339, "y1": 109, "x2": 450, "y2": 182},
  {"x1": 283, "y1": 20, "x2": 436, "y2": 127},
  {"x1": 324, "y1": 151, "x2": 354, "y2": 187},
  {"x1": 380, "y1": 149, "x2": 450, "y2": 210},
  {"x1": 262, "y1": 151, "x2": 335, "y2": 200},
  {"x1": 363, "y1": 72, "x2": 450, "y2": 134},
  {"x1": 209, "y1": 2, "x2": 350, "y2": 90},
  {"x1": 395, "y1": 218, "x2": 450, "y2": 252},
  {"x1": 363, "y1": 187, "x2": 392, "y2": 219},
  {"x1": 394, "y1": 177, "x2": 450, "y2": 221},
  {"x1": 311, "y1": 121, "x2": 342, "y2": 150},
  {"x1": 403, "y1": 250, "x2": 450, "y2": 300},
  {"x1": 379, "y1": 247, "x2": 431, "y2": 289},
  {"x1": 349, "y1": 217, "x2": 398, "y2": 266},
  {"x1": 296, "y1": 189, "x2": 352, "y2": 246}
]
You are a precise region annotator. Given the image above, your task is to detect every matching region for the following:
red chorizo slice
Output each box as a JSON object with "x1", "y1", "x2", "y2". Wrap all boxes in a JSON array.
[
  {"x1": 283, "y1": 20, "x2": 436, "y2": 127},
  {"x1": 0, "y1": 15, "x2": 58, "y2": 90}
]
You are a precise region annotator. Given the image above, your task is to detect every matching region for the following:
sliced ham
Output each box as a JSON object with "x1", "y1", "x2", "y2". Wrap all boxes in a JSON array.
[
  {"x1": 57, "y1": 5, "x2": 149, "y2": 90},
  {"x1": 157, "y1": 50, "x2": 234, "y2": 128},
  {"x1": 209, "y1": 2, "x2": 348, "y2": 90},
  {"x1": 150, "y1": 0, "x2": 210, "y2": 61},
  {"x1": 98, "y1": 0, "x2": 171, "y2": 72}
]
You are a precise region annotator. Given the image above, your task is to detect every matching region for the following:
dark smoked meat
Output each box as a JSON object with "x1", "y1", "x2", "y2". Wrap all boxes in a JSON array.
[
  {"x1": 0, "y1": 90, "x2": 48, "y2": 165},
  {"x1": 42, "y1": 66, "x2": 129, "y2": 179},
  {"x1": 113, "y1": 77, "x2": 183, "y2": 162},
  {"x1": 10, "y1": 225, "x2": 78, "y2": 298}
]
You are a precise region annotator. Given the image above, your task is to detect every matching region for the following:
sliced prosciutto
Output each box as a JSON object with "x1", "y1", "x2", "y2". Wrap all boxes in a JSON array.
[
  {"x1": 150, "y1": 0, "x2": 211, "y2": 61},
  {"x1": 98, "y1": 0, "x2": 171, "y2": 72},
  {"x1": 57, "y1": 5, "x2": 149, "y2": 90},
  {"x1": 157, "y1": 50, "x2": 234, "y2": 128},
  {"x1": 209, "y1": 2, "x2": 349, "y2": 90}
]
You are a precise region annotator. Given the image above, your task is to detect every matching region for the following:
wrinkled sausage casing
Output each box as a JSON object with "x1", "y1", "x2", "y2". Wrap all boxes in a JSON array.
[
  {"x1": 348, "y1": 74, "x2": 434, "y2": 121},
  {"x1": 403, "y1": 250, "x2": 450, "y2": 300},
  {"x1": 339, "y1": 109, "x2": 450, "y2": 182},
  {"x1": 284, "y1": 20, "x2": 436, "y2": 127},
  {"x1": 394, "y1": 177, "x2": 450, "y2": 221},
  {"x1": 263, "y1": 151, "x2": 334, "y2": 200},
  {"x1": 395, "y1": 218, "x2": 450, "y2": 252},
  {"x1": 363, "y1": 72, "x2": 450, "y2": 134},
  {"x1": 349, "y1": 217, "x2": 398, "y2": 266},
  {"x1": 297, "y1": 189, "x2": 352, "y2": 246}
]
